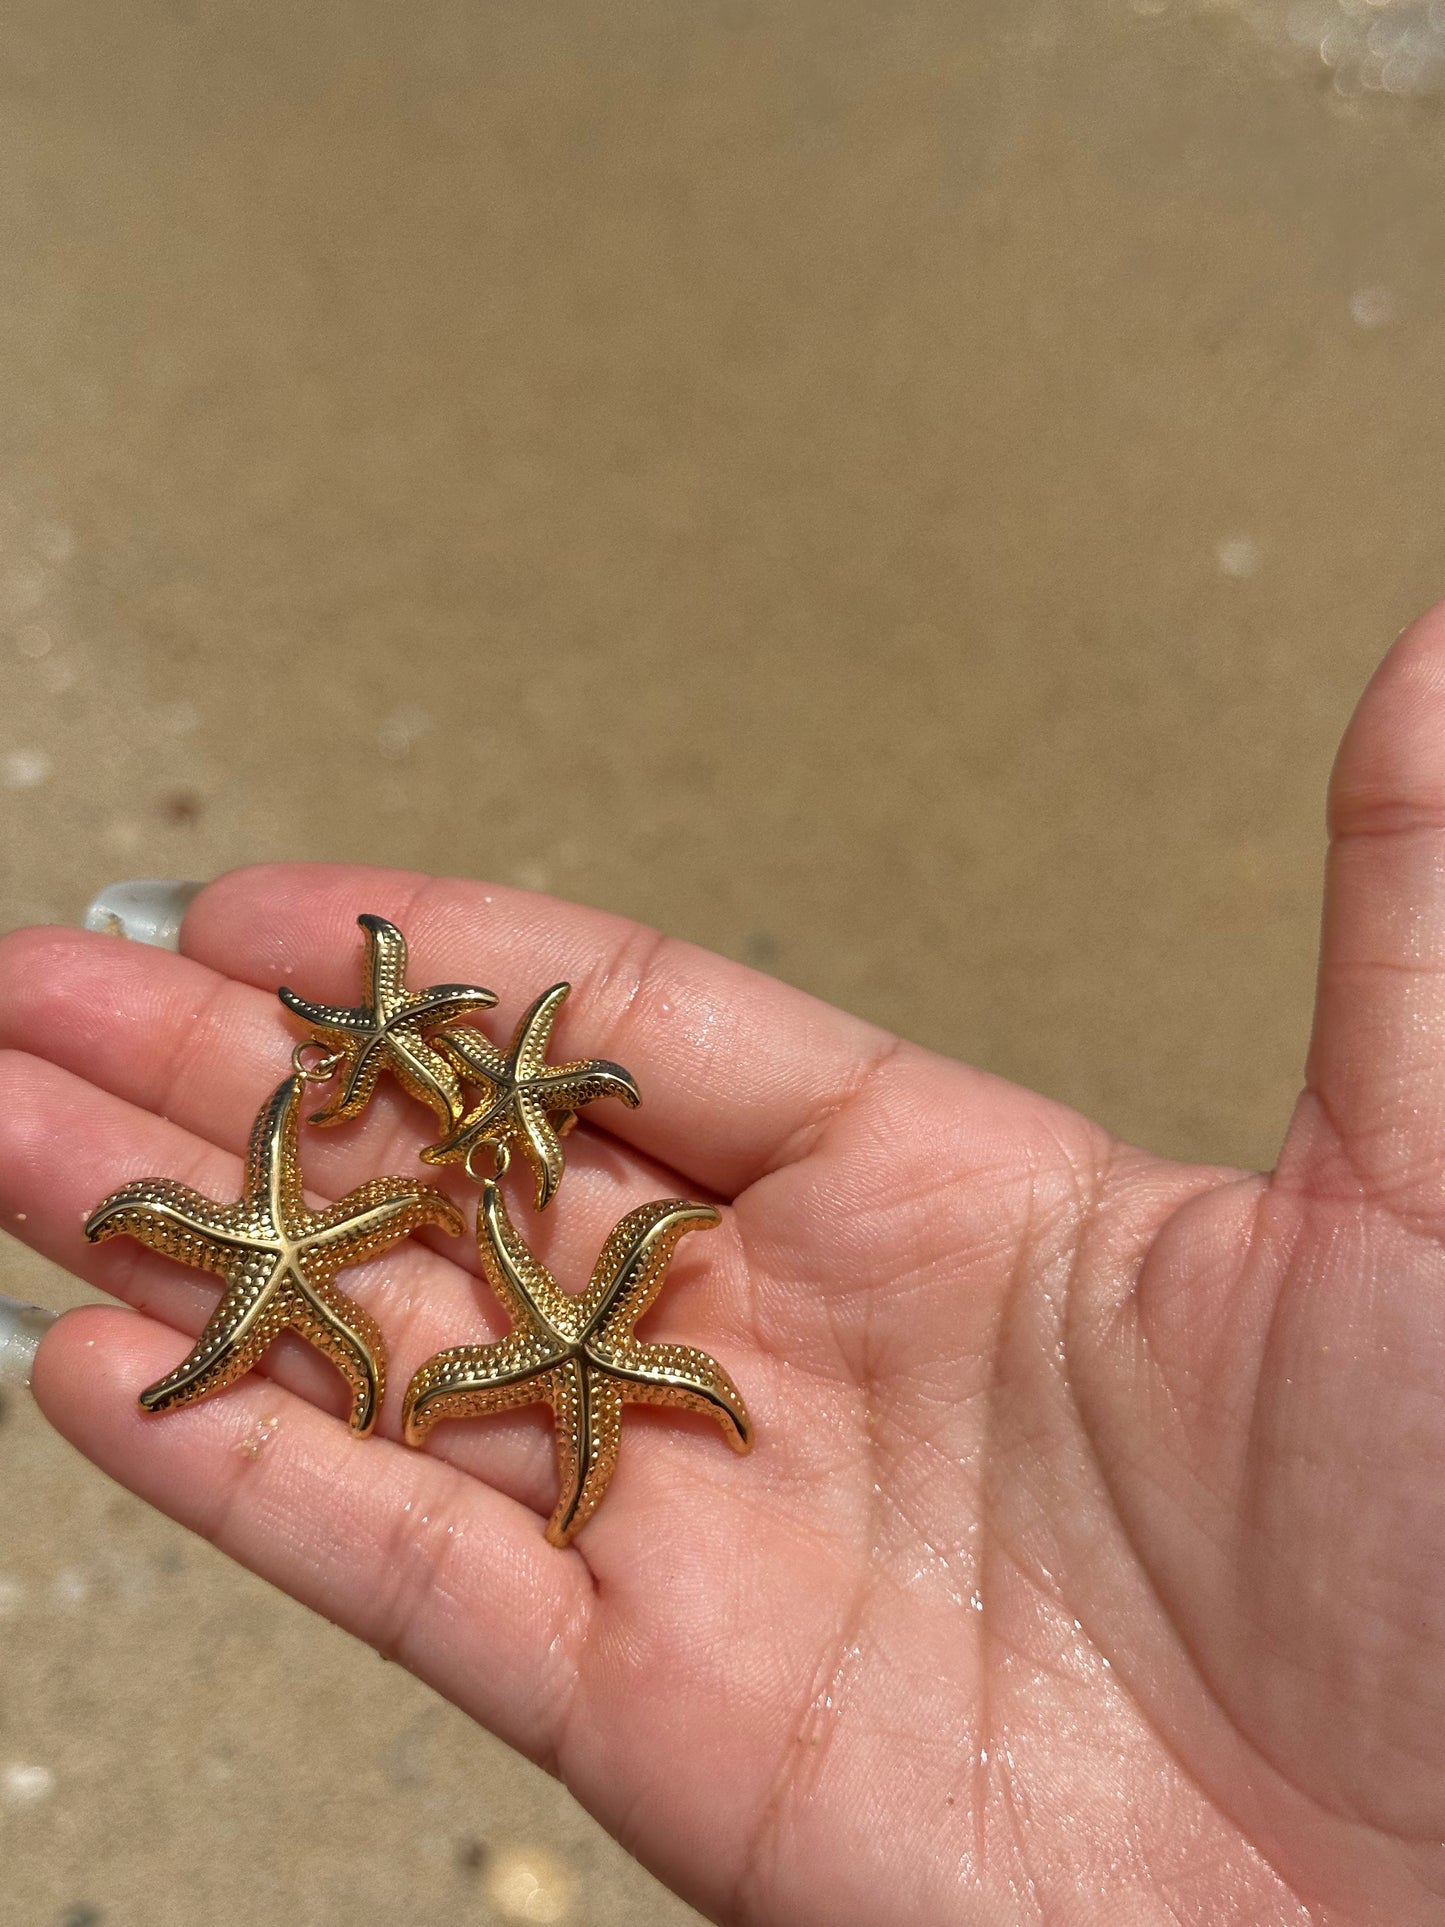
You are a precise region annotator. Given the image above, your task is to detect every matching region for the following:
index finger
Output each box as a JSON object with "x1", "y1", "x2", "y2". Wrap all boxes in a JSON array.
[{"x1": 180, "y1": 862, "x2": 902, "y2": 1200}]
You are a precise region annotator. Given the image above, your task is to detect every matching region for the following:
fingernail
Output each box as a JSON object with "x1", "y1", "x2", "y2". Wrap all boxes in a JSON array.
[
  {"x1": 83, "y1": 880, "x2": 203, "y2": 950},
  {"x1": 0, "y1": 1293, "x2": 56, "y2": 1390}
]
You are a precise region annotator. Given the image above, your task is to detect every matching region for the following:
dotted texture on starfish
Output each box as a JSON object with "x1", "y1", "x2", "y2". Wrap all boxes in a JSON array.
[
  {"x1": 279, "y1": 912, "x2": 497, "y2": 1130},
  {"x1": 403, "y1": 1174, "x2": 751, "y2": 1545},
  {"x1": 424, "y1": 981, "x2": 640, "y2": 1208},
  {"x1": 84, "y1": 1075, "x2": 465, "y2": 1434}
]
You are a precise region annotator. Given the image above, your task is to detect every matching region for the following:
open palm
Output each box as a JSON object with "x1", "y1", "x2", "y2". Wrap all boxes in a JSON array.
[{"x1": 5, "y1": 612, "x2": 1445, "y2": 1926}]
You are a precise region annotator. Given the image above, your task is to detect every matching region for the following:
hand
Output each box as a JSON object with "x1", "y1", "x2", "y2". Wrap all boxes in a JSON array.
[{"x1": 5, "y1": 606, "x2": 1445, "y2": 1927}]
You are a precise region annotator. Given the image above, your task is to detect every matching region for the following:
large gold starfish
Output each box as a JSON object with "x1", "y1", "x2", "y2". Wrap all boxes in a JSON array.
[
  {"x1": 84, "y1": 1076, "x2": 465, "y2": 1434},
  {"x1": 422, "y1": 982, "x2": 640, "y2": 1208},
  {"x1": 403, "y1": 1172, "x2": 752, "y2": 1545},
  {"x1": 279, "y1": 913, "x2": 497, "y2": 1129}
]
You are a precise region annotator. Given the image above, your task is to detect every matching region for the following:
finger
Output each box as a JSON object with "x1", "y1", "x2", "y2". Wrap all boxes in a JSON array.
[
  {"x1": 179, "y1": 862, "x2": 904, "y2": 1199},
  {"x1": 0, "y1": 1048, "x2": 767, "y2": 1512},
  {"x1": 0, "y1": 925, "x2": 702, "y2": 1274},
  {"x1": 30, "y1": 1304, "x2": 591, "y2": 1765},
  {"x1": 1289, "y1": 600, "x2": 1445, "y2": 1223}
]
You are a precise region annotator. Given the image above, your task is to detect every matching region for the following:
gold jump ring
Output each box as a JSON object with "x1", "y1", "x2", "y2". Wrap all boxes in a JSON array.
[
  {"x1": 464, "y1": 1138, "x2": 511, "y2": 1185},
  {"x1": 291, "y1": 1041, "x2": 345, "y2": 1084}
]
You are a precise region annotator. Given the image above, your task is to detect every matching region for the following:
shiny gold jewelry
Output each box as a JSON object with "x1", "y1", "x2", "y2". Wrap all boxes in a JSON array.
[
  {"x1": 84, "y1": 1075, "x2": 464, "y2": 1434},
  {"x1": 279, "y1": 912, "x2": 497, "y2": 1130},
  {"x1": 422, "y1": 982, "x2": 640, "y2": 1209},
  {"x1": 402, "y1": 1145, "x2": 751, "y2": 1545}
]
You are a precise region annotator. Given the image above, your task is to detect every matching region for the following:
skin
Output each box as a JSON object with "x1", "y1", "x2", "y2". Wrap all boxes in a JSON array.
[{"x1": 4, "y1": 609, "x2": 1445, "y2": 1925}]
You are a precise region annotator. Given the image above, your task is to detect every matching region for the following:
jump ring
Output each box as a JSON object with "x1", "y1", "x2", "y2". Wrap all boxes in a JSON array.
[
  {"x1": 291, "y1": 1041, "x2": 344, "y2": 1084},
  {"x1": 464, "y1": 1137, "x2": 511, "y2": 1185}
]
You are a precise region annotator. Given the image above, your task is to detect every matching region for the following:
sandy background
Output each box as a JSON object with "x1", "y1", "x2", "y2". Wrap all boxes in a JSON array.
[{"x1": 3, "y1": 2, "x2": 1445, "y2": 1923}]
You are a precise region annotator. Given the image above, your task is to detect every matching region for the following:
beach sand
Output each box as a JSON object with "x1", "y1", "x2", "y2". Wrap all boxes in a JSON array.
[{"x1": 3, "y1": 3, "x2": 1444, "y2": 1920}]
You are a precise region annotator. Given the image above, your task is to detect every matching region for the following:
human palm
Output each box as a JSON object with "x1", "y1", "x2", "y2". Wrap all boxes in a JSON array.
[{"x1": 5, "y1": 613, "x2": 1445, "y2": 1925}]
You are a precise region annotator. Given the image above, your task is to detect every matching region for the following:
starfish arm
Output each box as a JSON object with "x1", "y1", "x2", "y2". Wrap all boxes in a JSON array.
[
  {"x1": 416, "y1": 1087, "x2": 511, "y2": 1168},
  {"x1": 137, "y1": 1251, "x2": 287, "y2": 1415},
  {"x1": 84, "y1": 1180, "x2": 251, "y2": 1274},
  {"x1": 511, "y1": 1065, "x2": 642, "y2": 1211},
  {"x1": 598, "y1": 1339, "x2": 753, "y2": 1452},
  {"x1": 306, "y1": 1040, "x2": 387, "y2": 1127},
  {"x1": 579, "y1": 1200, "x2": 723, "y2": 1343},
  {"x1": 276, "y1": 985, "x2": 369, "y2": 1036},
  {"x1": 358, "y1": 913, "x2": 412, "y2": 1009},
  {"x1": 511, "y1": 983, "x2": 570, "y2": 1079},
  {"x1": 546, "y1": 1359, "x2": 624, "y2": 1547},
  {"x1": 287, "y1": 1276, "x2": 387, "y2": 1436},
  {"x1": 514, "y1": 1090, "x2": 567, "y2": 1211},
  {"x1": 537, "y1": 1060, "x2": 642, "y2": 1114},
  {"x1": 476, "y1": 1176, "x2": 580, "y2": 1340},
  {"x1": 436, "y1": 1025, "x2": 507, "y2": 1085},
  {"x1": 383, "y1": 1029, "x2": 476, "y2": 1131},
  {"x1": 240, "y1": 1077, "x2": 312, "y2": 1224},
  {"x1": 302, "y1": 1176, "x2": 466, "y2": 1270},
  {"x1": 402, "y1": 1335, "x2": 560, "y2": 1446},
  {"x1": 401, "y1": 985, "x2": 500, "y2": 1026}
]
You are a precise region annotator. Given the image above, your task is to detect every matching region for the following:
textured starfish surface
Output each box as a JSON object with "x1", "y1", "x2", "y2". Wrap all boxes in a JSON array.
[
  {"x1": 423, "y1": 982, "x2": 640, "y2": 1208},
  {"x1": 279, "y1": 913, "x2": 497, "y2": 1129},
  {"x1": 84, "y1": 1076, "x2": 465, "y2": 1434},
  {"x1": 403, "y1": 1174, "x2": 750, "y2": 1544}
]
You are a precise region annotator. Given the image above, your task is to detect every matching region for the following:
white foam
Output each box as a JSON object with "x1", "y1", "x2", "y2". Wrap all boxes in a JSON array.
[{"x1": 1142, "y1": 0, "x2": 1445, "y2": 93}]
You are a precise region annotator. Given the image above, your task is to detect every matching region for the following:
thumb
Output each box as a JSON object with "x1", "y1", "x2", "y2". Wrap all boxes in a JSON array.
[{"x1": 1286, "y1": 599, "x2": 1445, "y2": 1221}]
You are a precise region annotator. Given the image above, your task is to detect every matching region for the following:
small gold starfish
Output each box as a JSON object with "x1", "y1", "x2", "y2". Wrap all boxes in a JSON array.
[
  {"x1": 403, "y1": 1169, "x2": 751, "y2": 1545},
  {"x1": 84, "y1": 1076, "x2": 465, "y2": 1434},
  {"x1": 279, "y1": 913, "x2": 497, "y2": 1130},
  {"x1": 422, "y1": 982, "x2": 641, "y2": 1208}
]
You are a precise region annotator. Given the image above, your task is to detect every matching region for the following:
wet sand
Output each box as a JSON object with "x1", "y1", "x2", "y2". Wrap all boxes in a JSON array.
[{"x1": 4, "y1": 2, "x2": 1445, "y2": 1921}]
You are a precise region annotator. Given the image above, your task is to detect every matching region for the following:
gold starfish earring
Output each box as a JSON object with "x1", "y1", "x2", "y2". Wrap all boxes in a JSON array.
[
  {"x1": 421, "y1": 982, "x2": 641, "y2": 1208},
  {"x1": 85, "y1": 1074, "x2": 463, "y2": 1434},
  {"x1": 403, "y1": 1142, "x2": 752, "y2": 1545},
  {"x1": 279, "y1": 912, "x2": 498, "y2": 1131}
]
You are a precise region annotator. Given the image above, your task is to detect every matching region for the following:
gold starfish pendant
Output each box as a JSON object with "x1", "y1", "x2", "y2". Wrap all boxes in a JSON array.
[
  {"x1": 84, "y1": 1076, "x2": 465, "y2": 1434},
  {"x1": 422, "y1": 982, "x2": 641, "y2": 1208},
  {"x1": 402, "y1": 1161, "x2": 751, "y2": 1545},
  {"x1": 279, "y1": 913, "x2": 497, "y2": 1130}
]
